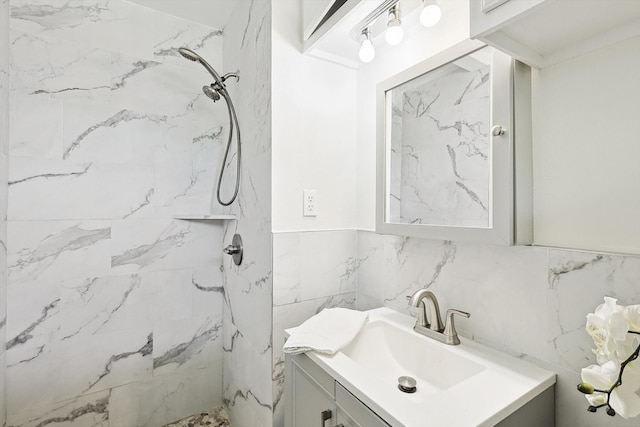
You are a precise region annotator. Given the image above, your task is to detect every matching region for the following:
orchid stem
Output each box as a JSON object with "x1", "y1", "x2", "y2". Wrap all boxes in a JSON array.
[{"x1": 586, "y1": 331, "x2": 640, "y2": 416}]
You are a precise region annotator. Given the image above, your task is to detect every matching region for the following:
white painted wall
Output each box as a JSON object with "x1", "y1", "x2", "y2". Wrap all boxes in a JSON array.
[
  {"x1": 272, "y1": 0, "x2": 358, "y2": 232},
  {"x1": 532, "y1": 34, "x2": 640, "y2": 254},
  {"x1": 356, "y1": 0, "x2": 471, "y2": 230}
]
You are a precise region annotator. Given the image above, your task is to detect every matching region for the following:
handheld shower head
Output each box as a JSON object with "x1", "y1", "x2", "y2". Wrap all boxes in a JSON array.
[
  {"x1": 177, "y1": 47, "x2": 224, "y2": 85},
  {"x1": 203, "y1": 85, "x2": 221, "y2": 102},
  {"x1": 178, "y1": 47, "x2": 200, "y2": 62}
]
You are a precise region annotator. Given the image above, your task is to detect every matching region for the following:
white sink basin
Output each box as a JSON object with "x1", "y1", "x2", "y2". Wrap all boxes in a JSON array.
[
  {"x1": 304, "y1": 307, "x2": 555, "y2": 427},
  {"x1": 341, "y1": 319, "x2": 485, "y2": 392}
]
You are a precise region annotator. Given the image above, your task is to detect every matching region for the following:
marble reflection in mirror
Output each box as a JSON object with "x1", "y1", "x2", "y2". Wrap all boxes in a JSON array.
[{"x1": 387, "y1": 46, "x2": 492, "y2": 228}]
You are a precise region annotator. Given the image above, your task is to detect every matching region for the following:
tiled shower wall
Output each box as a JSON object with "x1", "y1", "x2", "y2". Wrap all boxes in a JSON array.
[
  {"x1": 1, "y1": 0, "x2": 9, "y2": 425},
  {"x1": 356, "y1": 231, "x2": 640, "y2": 427},
  {"x1": 6, "y1": 1, "x2": 227, "y2": 425},
  {"x1": 221, "y1": 2, "x2": 274, "y2": 427}
]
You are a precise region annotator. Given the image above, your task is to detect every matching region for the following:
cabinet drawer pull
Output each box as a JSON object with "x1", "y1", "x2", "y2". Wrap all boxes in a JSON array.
[
  {"x1": 335, "y1": 425, "x2": 345, "y2": 427},
  {"x1": 321, "y1": 409, "x2": 332, "y2": 426}
]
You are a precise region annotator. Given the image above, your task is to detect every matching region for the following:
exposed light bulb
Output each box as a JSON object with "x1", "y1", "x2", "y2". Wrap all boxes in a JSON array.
[
  {"x1": 386, "y1": 23, "x2": 403, "y2": 45},
  {"x1": 420, "y1": 2, "x2": 442, "y2": 27},
  {"x1": 385, "y1": 6, "x2": 403, "y2": 46},
  {"x1": 359, "y1": 38, "x2": 375, "y2": 62},
  {"x1": 359, "y1": 29, "x2": 375, "y2": 63}
]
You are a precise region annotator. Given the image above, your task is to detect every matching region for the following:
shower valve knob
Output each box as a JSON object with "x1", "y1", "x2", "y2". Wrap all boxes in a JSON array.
[
  {"x1": 224, "y1": 234, "x2": 243, "y2": 266},
  {"x1": 224, "y1": 245, "x2": 240, "y2": 255}
]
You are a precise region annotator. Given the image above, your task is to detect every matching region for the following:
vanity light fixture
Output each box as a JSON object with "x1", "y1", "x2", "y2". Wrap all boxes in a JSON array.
[
  {"x1": 385, "y1": 4, "x2": 403, "y2": 46},
  {"x1": 359, "y1": 28, "x2": 376, "y2": 63},
  {"x1": 351, "y1": 0, "x2": 443, "y2": 63},
  {"x1": 420, "y1": 0, "x2": 442, "y2": 27}
]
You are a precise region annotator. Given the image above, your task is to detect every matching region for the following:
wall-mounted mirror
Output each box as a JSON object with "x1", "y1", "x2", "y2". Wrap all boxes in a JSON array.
[{"x1": 376, "y1": 39, "x2": 533, "y2": 245}]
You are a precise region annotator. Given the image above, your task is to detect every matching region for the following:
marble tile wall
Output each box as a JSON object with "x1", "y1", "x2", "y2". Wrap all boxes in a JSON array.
[
  {"x1": 6, "y1": 1, "x2": 227, "y2": 425},
  {"x1": 1, "y1": 0, "x2": 9, "y2": 425},
  {"x1": 221, "y1": 1, "x2": 274, "y2": 427},
  {"x1": 271, "y1": 230, "x2": 358, "y2": 426},
  {"x1": 356, "y1": 230, "x2": 640, "y2": 427}
]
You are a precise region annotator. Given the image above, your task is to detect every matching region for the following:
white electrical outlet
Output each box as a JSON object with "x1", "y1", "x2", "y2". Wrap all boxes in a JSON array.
[{"x1": 303, "y1": 190, "x2": 318, "y2": 217}]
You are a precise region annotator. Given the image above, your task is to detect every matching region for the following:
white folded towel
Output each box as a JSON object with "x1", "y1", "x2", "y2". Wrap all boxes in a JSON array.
[{"x1": 283, "y1": 308, "x2": 368, "y2": 355}]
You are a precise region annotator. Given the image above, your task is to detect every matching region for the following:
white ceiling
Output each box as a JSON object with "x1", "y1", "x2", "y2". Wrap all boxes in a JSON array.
[{"x1": 127, "y1": 0, "x2": 236, "y2": 29}]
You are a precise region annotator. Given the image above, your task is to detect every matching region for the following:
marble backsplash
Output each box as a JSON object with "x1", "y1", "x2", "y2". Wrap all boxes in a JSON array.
[
  {"x1": 271, "y1": 230, "x2": 357, "y2": 426},
  {"x1": 6, "y1": 0, "x2": 227, "y2": 425},
  {"x1": 356, "y1": 230, "x2": 640, "y2": 427}
]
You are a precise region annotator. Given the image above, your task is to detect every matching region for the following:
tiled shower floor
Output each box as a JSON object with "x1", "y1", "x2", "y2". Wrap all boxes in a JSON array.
[{"x1": 163, "y1": 405, "x2": 233, "y2": 427}]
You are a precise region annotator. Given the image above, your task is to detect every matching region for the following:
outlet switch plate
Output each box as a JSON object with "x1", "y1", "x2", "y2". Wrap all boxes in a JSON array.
[{"x1": 303, "y1": 189, "x2": 318, "y2": 217}]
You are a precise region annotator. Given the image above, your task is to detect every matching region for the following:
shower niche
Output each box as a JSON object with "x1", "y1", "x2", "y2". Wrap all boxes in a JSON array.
[{"x1": 376, "y1": 39, "x2": 532, "y2": 246}]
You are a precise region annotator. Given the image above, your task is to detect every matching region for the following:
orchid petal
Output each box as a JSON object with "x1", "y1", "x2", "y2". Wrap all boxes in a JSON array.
[
  {"x1": 582, "y1": 365, "x2": 614, "y2": 390},
  {"x1": 610, "y1": 387, "x2": 640, "y2": 419}
]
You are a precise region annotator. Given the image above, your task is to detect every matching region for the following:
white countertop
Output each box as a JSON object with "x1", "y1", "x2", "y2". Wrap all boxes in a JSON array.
[{"x1": 303, "y1": 307, "x2": 556, "y2": 427}]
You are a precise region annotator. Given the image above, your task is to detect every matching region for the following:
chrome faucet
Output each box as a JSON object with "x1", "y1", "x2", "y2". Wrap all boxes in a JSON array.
[{"x1": 407, "y1": 289, "x2": 470, "y2": 345}]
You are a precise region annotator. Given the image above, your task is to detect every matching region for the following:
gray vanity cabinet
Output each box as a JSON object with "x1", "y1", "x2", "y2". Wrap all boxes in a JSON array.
[{"x1": 285, "y1": 353, "x2": 389, "y2": 427}]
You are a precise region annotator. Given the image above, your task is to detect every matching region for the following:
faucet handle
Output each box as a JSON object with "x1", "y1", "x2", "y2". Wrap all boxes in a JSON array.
[{"x1": 443, "y1": 309, "x2": 470, "y2": 345}]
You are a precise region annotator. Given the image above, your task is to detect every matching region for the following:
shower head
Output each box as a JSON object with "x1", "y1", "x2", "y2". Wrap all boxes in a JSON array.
[
  {"x1": 203, "y1": 85, "x2": 221, "y2": 102},
  {"x1": 177, "y1": 47, "x2": 224, "y2": 85},
  {"x1": 178, "y1": 47, "x2": 200, "y2": 62}
]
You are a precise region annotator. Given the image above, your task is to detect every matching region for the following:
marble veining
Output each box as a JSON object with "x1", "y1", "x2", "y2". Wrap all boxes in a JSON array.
[
  {"x1": 153, "y1": 321, "x2": 222, "y2": 370},
  {"x1": 6, "y1": 0, "x2": 227, "y2": 425}
]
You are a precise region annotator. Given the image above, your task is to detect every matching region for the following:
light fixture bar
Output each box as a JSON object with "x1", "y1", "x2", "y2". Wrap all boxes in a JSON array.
[{"x1": 349, "y1": 0, "x2": 401, "y2": 42}]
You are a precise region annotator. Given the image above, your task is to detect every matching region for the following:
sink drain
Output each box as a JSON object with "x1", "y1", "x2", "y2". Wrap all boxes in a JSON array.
[{"x1": 397, "y1": 376, "x2": 417, "y2": 393}]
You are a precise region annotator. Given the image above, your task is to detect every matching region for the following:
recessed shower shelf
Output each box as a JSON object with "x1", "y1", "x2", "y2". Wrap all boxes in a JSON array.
[{"x1": 173, "y1": 214, "x2": 237, "y2": 221}]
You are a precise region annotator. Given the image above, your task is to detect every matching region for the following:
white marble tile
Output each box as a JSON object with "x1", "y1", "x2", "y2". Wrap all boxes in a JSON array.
[
  {"x1": 152, "y1": 314, "x2": 223, "y2": 376},
  {"x1": 9, "y1": 93, "x2": 62, "y2": 159},
  {"x1": 61, "y1": 100, "x2": 172, "y2": 164},
  {"x1": 109, "y1": 53, "x2": 210, "y2": 117},
  {"x1": 300, "y1": 230, "x2": 357, "y2": 302},
  {"x1": 272, "y1": 233, "x2": 301, "y2": 306},
  {"x1": 356, "y1": 231, "x2": 554, "y2": 363},
  {"x1": 8, "y1": 157, "x2": 155, "y2": 220},
  {"x1": 190, "y1": 264, "x2": 225, "y2": 318},
  {"x1": 6, "y1": 389, "x2": 110, "y2": 427},
  {"x1": 6, "y1": 327, "x2": 151, "y2": 414},
  {"x1": 221, "y1": 1, "x2": 273, "y2": 426},
  {"x1": 222, "y1": 329, "x2": 273, "y2": 427},
  {"x1": 7, "y1": 220, "x2": 111, "y2": 284},
  {"x1": 6, "y1": 279, "x2": 60, "y2": 353},
  {"x1": 272, "y1": 293, "x2": 356, "y2": 426},
  {"x1": 273, "y1": 231, "x2": 357, "y2": 307},
  {"x1": 547, "y1": 249, "x2": 640, "y2": 372},
  {"x1": 110, "y1": 219, "x2": 223, "y2": 274},
  {"x1": 1, "y1": 2, "x2": 8, "y2": 425},
  {"x1": 10, "y1": 28, "x2": 111, "y2": 101},
  {"x1": 152, "y1": 12, "x2": 223, "y2": 68},
  {"x1": 0, "y1": 352, "x2": 5, "y2": 427},
  {"x1": 109, "y1": 365, "x2": 222, "y2": 427},
  {"x1": 223, "y1": 218, "x2": 273, "y2": 353},
  {"x1": 10, "y1": 0, "x2": 155, "y2": 61}
]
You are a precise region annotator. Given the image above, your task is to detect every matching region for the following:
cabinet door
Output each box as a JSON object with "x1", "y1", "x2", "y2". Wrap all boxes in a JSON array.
[
  {"x1": 335, "y1": 383, "x2": 390, "y2": 427},
  {"x1": 290, "y1": 358, "x2": 337, "y2": 427}
]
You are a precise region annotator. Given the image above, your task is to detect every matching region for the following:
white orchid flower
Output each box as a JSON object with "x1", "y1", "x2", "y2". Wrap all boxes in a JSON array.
[
  {"x1": 624, "y1": 305, "x2": 640, "y2": 333},
  {"x1": 581, "y1": 360, "x2": 640, "y2": 418},
  {"x1": 586, "y1": 297, "x2": 632, "y2": 364}
]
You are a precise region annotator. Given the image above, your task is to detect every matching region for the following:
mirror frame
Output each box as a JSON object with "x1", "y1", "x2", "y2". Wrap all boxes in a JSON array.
[{"x1": 375, "y1": 39, "x2": 533, "y2": 245}]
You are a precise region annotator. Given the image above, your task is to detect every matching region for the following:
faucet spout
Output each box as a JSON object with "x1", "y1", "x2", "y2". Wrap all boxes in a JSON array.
[
  {"x1": 407, "y1": 289, "x2": 468, "y2": 345},
  {"x1": 407, "y1": 289, "x2": 443, "y2": 332}
]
